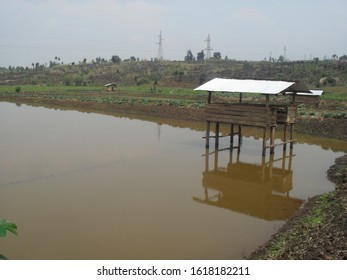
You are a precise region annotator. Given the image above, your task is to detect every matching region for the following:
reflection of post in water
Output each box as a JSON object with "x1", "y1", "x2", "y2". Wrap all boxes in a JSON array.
[{"x1": 196, "y1": 146, "x2": 303, "y2": 221}]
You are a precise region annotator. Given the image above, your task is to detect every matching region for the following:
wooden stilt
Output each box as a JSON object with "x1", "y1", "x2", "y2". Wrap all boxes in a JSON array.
[
  {"x1": 229, "y1": 144, "x2": 233, "y2": 164},
  {"x1": 215, "y1": 122, "x2": 220, "y2": 148},
  {"x1": 269, "y1": 153, "x2": 274, "y2": 178},
  {"x1": 262, "y1": 127, "x2": 267, "y2": 156},
  {"x1": 236, "y1": 146, "x2": 240, "y2": 162},
  {"x1": 288, "y1": 148, "x2": 293, "y2": 171},
  {"x1": 214, "y1": 149, "x2": 219, "y2": 171},
  {"x1": 205, "y1": 121, "x2": 211, "y2": 148},
  {"x1": 261, "y1": 155, "x2": 266, "y2": 182},
  {"x1": 281, "y1": 148, "x2": 286, "y2": 172},
  {"x1": 238, "y1": 125, "x2": 242, "y2": 147},
  {"x1": 236, "y1": 125, "x2": 242, "y2": 155},
  {"x1": 283, "y1": 123, "x2": 288, "y2": 151},
  {"x1": 270, "y1": 126, "x2": 275, "y2": 154},
  {"x1": 230, "y1": 124, "x2": 234, "y2": 148},
  {"x1": 205, "y1": 147, "x2": 209, "y2": 172},
  {"x1": 290, "y1": 123, "x2": 294, "y2": 149}
]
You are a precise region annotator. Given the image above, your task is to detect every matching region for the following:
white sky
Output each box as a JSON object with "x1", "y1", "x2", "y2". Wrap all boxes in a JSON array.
[{"x1": 0, "y1": 0, "x2": 346, "y2": 67}]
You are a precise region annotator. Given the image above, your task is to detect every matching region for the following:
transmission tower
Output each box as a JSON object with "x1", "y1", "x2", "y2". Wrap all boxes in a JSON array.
[
  {"x1": 284, "y1": 45, "x2": 287, "y2": 61},
  {"x1": 204, "y1": 34, "x2": 213, "y2": 59},
  {"x1": 157, "y1": 31, "x2": 164, "y2": 60}
]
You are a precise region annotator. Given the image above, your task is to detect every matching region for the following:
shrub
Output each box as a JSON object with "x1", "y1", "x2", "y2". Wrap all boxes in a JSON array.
[{"x1": 15, "y1": 87, "x2": 21, "y2": 93}]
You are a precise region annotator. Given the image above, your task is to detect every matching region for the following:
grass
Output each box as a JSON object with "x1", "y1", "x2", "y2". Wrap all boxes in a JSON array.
[
  {"x1": 256, "y1": 193, "x2": 332, "y2": 259},
  {"x1": 321, "y1": 86, "x2": 347, "y2": 101},
  {"x1": 1, "y1": 84, "x2": 346, "y2": 113},
  {"x1": 0, "y1": 85, "x2": 103, "y2": 94},
  {"x1": 0, "y1": 85, "x2": 207, "y2": 109}
]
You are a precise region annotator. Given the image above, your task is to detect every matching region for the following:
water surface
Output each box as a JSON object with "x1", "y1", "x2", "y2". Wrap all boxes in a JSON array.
[{"x1": 0, "y1": 102, "x2": 345, "y2": 259}]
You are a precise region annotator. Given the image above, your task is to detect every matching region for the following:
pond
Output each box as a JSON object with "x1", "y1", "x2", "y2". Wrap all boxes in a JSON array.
[{"x1": 0, "y1": 102, "x2": 345, "y2": 259}]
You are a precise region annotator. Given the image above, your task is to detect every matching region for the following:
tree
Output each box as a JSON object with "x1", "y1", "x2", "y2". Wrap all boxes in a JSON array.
[
  {"x1": 313, "y1": 57, "x2": 319, "y2": 64},
  {"x1": 173, "y1": 68, "x2": 184, "y2": 81},
  {"x1": 339, "y1": 55, "x2": 347, "y2": 61},
  {"x1": 278, "y1": 55, "x2": 285, "y2": 62},
  {"x1": 184, "y1": 50, "x2": 194, "y2": 61},
  {"x1": 197, "y1": 50, "x2": 204, "y2": 61},
  {"x1": 213, "y1": 52, "x2": 221, "y2": 59},
  {"x1": 111, "y1": 55, "x2": 121, "y2": 63},
  {"x1": 199, "y1": 73, "x2": 206, "y2": 84}
]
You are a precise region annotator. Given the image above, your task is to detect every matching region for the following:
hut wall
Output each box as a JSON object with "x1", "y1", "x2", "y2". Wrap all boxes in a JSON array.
[
  {"x1": 205, "y1": 103, "x2": 277, "y2": 127},
  {"x1": 275, "y1": 105, "x2": 296, "y2": 124},
  {"x1": 295, "y1": 95, "x2": 320, "y2": 107}
]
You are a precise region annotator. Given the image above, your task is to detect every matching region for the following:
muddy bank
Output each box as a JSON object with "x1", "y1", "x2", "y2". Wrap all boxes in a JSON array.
[
  {"x1": 1, "y1": 95, "x2": 346, "y2": 141},
  {"x1": 295, "y1": 118, "x2": 347, "y2": 141},
  {"x1": 248, "y1": 154, "x2": 347, "y2": 260}
]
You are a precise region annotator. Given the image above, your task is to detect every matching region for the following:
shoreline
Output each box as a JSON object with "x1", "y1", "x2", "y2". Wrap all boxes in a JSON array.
[
  {"x1": 1, "y1": 95, "x2": 346, "y2": 141},
  {"x1": 1, "y1": 96, "x2": 346, "y2": 259}
]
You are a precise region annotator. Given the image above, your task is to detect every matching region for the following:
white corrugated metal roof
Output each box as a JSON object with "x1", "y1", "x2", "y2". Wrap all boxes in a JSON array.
[
  {"x1": 298, "y1": 89, "x2": 323, "y2": 96},
  {"x1": 104, "y1": 83, "x2": 117, "y2": 87},
  {"x1": 194, "y1": 78, "x2": 309, "y2": 95}
]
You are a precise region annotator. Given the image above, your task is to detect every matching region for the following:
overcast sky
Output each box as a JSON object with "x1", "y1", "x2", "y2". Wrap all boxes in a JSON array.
[{"x1": 1, "y1": 0, "x2": 346, "y2": 67}]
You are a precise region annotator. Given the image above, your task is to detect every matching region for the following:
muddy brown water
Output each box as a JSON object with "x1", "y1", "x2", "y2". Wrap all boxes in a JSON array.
[{"x1": 0, "y1": 102, "x2": 346, "y2": 259}]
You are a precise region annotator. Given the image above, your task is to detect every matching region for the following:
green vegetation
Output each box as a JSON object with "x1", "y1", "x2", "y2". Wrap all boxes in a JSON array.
[
  {"x1": 2, "y1": 59, "x2": 347, "y2": 89},
  {"x1": 254, "y1": 194, "x2": 332, "y2": 259},
  {"x1": 1, "y1": 59, "x2": 346, "y2": 117},
  {"x1": 321, "y1": 86, "x2": 347, "y2": 101},
  {"x1": 0, "y1": 219, "x2": 17, "y2": 238}
]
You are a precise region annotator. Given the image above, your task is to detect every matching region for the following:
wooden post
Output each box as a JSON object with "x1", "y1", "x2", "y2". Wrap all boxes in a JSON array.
[
  {"x1": 292, "y1": 92, "x2": 296, "y2": 105},
  {"x1": 288, "y1": 148, "x2": 293, "y2": 171},
  {"x1": 262, "y1": 127, "x2": 267, "y2": 156},
  {"x1": 283, "y1": 123, "x2": 288, "y2": 151},
  {"x1": 205, "y1": 121, "x2": 211, "y2": 148},
  {"x1": 238, "y1": 125, "x2": 242, "y2": 147},
  {"x1": 205, "y1": 147, "x2": 209, "y2": 172},
  {"x1": 215, "y1": 122, "x2": 220, "y2": 148},
  {"x1": 270, "y1": 126, "x2": 275, "y2": 154},
  {"x1": 290, "y1": 123, "x2": 294, "y2": 149},
  {"x1": 207, "y1": 91, "x2": 212, "y2": 104},
  {"x1": 265, "y1": 95, "x2": 270, "y2": 107},
  {"x1": 269, "y1": 153, "x2": 274, "y2": 178},
  {"x1": 229, "y1": 145, "x2": 234, "y2": 164},
  {"x1": 230, "y1": 124, "x2": 234, "y2": 149},
  {"x1": 239, "y1": 92, "x2": 243, "y2": 103},
  {"x1": 214, "y1": 149, "x2": 219, "y2": 171},
  {"x1": 261, "y1": 155, "x2": 266, "y2": 182},
  {"x1": 281, "y1": 148, "x2": 286, "y2": 173}
]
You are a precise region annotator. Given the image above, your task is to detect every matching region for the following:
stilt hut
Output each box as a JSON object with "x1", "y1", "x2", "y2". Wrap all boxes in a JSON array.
[
  {"x1": 194, "y1": 78, "x2": 311, "y2": 156},
  {"x1": 293, "y1": 89, "x2": 323, "y2": 108},
  {"x1": 104, "y1": 83, "x2": 117, "y2": 92}
]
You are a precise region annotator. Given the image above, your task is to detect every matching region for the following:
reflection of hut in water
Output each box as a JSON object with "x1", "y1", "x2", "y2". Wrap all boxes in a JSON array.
[
  {"x1": 194, "y1": 78, "x2": 314, "y2": 156},
  {"x1": 193, "y1": 147, "x2": 304, "y2": 221}
]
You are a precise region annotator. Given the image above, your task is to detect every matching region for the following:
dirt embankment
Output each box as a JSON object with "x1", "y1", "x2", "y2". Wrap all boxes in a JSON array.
[
  {"x1": 1, "y1": 94, "x2": 347, "y2": 140},
  {"x1": 295, "y1": 118, "x2": 347, "y2": 141},
  {"x1": 248, "y1": 154, "x2": 347, "y2": 260}
]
